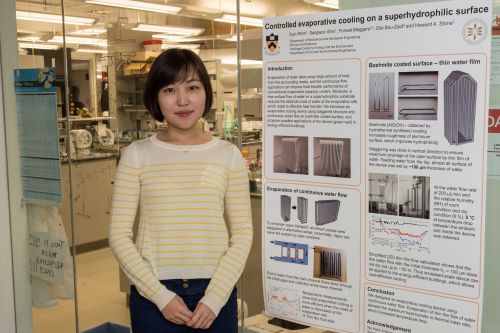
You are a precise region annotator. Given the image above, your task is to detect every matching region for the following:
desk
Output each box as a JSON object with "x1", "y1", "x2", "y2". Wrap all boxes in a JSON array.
[{"x1": 242, "y1": 314, "x2": 334, "y2": 333}]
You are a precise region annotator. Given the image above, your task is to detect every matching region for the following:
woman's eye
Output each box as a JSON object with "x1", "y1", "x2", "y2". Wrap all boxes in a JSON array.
[
  {"x1": 163, "y1": 87, "x2": 175, "y2": 93},
  {"x1": 189, "y1": 85, "x2": 200, "y2": 90}
]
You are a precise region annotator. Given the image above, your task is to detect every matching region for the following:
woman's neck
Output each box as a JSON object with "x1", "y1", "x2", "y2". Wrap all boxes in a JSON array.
[{"x1": 157, "y1": 127, "x2": 211, "y2": 146}]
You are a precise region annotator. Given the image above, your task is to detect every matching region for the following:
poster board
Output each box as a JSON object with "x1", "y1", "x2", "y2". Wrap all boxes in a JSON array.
[
  {"x1": 262, "y1": 1, "x2": 491, "y2": 332},
  {"x1": 14, "y1": 67, "x2": 62, "y2": 206}
]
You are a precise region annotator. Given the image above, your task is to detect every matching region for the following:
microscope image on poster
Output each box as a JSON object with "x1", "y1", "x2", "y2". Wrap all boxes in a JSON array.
[
  {"x1": 313, "y1": 137, "x2": 351, "y2": 178},
  {"x1": 279, "y1": 195, "x2": 341, "y2": 226},
  {"x1": 314, "y1": 199, "x2": 341, "y2": 226},
  {"x1": 369, "y1": 173, "x2": 430, "y2": 219},
  {"x1": 399, "y1": 71, "x2": 438, "y2": 96},
  {"x1": 398, "y1": 71, "x2": 438, "y2": 120},
  {"x1": 369, "y1": 173, "x2": 398, "y2": 216},
  {"x1": 443, "y1": 71, "x2": 477, "y2": 145},
  {"x1": 280, "y1": 195, "x2": 308, "y2": 223},
  {"x1": 369, "y1": 72, "x2": 395, "y2": 120},
  {"x1": 313, "y1": 246, "x2": 347, "y2": 282},
  {"x1": 399, "y1": 175, "x2": 430, "y2": 219},
  {"x1": 273, "y1": 136, "x2": 309, "y2": 175}
]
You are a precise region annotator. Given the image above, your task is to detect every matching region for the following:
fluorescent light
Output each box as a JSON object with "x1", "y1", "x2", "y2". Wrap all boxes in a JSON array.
[
  {"x1": 152, "y1": 34, "x2": 186, "y2": 40},
  {"x1": 18, "y1": 42, "x2": 60, "y2": 50},
  {"x1": 49, "y1": 35, "x2": 107, "y2": 47},
  {"x1": 153, "y1": 34, "x2": 236, "y2": 43},
  {"x1": 70, "y1": 28, "x2": 107, "y2": 36},
  {"x1": 308, "y1": 0, "x2": 339, "y2": 9},
  {"x1": 133, "y1": 24, "x2": 205, "y2": 36},
  {"x1": 76, "y1": 48, "x2": 108, "y2": 54},
  {"x1": 214, "y1": 14, "x2": 263, "y2": 27},
  {"x1": 16, "y1": 10, "x2": 96, "y2": 25},
  {"x1": 152, "y1": 34, "x2": 209, "y2": 42},
  {"x1": 85, "y1": 0, "x2": 180, "y2": 14}
]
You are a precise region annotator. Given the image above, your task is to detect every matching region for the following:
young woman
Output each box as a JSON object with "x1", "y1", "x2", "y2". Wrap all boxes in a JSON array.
[{"x1": 109, "y1": 48, "x2": 253, "y2": 333}]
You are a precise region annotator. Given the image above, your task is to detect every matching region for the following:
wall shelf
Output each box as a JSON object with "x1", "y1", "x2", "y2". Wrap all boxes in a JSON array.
[{"x1": 58, "y1": 116, "x2": 115, "y2": 122}]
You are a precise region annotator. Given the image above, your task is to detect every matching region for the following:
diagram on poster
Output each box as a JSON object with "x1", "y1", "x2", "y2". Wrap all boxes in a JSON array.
[
  {"x1": 267, "y1": 286, "x2": 301, "y2": 317},
  {"x1": 369, "y1": 217, "x2": 430, "y2": 252},
  {"x1": 262, "y1": 1, "x2": 491, "y2": 332}
]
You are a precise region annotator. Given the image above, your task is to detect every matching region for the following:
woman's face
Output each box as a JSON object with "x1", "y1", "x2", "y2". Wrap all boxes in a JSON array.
[{"x1": 157, "y1": 69, "x2": 206, "y2": 131}]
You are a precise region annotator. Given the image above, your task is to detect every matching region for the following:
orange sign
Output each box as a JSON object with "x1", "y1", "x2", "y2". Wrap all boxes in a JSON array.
[
  {"x1": 489, "y1": 109, "x2": 500, "y2": 133},
  {"x1": 492, "y1": 15, "x2": 500, "y2": 35}
]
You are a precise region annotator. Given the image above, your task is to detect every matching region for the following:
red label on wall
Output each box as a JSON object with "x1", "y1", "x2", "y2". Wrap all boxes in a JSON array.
[
  {"x1": 489, "y1": 109, "x2": 500, "y2": 133},
  {"x1": 493, "y1": 15, "x2": 500, "y2": 35}
]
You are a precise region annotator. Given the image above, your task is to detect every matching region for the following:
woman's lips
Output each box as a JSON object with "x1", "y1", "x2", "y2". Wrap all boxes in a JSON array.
[{"x1": 175, "y1": 111, "x2": 193, "y2": 118}]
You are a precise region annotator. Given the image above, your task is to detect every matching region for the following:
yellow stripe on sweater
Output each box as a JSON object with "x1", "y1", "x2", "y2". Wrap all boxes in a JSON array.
[
  {"x1": 156, "y1": 263, "x2": 218, "y2": 268},
  {"x1": 142, "y1": 187, "x2": 224, "y2": 193},
  {"x1": 141, "y1": 168, "x2": 225, "y2": 177},
  {"x1": 117, "y1": 170, "x2": 139, "y2": 177},
  {"x1": 144, "y1": 193, "x2": 222, "y2": 199},
  {"x1": 141, "y1": 161, "x2": 229, "y2": 170},
  {"x1": 114, "y1": 178, "x2": 140, "y2": 184},
  {"x1": 152, "y1": 249, "x2": 224, "y2": 254},
  {"x1": 149, "y1": 228, "x2": 226, "y2": 233}
]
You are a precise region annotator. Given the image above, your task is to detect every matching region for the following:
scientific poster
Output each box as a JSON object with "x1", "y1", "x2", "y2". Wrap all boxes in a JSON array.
[{"x1": 262, "y1": 1, "x2": 491, "y2": 332}]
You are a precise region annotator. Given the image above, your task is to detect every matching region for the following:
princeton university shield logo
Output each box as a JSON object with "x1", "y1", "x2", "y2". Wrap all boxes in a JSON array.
[{"x1": 266, "y1": 33, "x2": 279, "y2": 53}]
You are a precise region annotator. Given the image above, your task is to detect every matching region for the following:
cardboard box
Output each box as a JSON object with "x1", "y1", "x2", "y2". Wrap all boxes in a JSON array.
[
  {"x1": 122, "y1": 62, "x2": 152, "y2": 75},
  {"x1": 131, "y1": 51, "x2": 160, "y2": 62}
]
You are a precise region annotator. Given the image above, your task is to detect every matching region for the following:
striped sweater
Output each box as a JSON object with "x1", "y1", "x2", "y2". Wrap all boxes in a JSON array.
[{"x1": 109, "y1": 135, "x2": 253, "y2": 315}]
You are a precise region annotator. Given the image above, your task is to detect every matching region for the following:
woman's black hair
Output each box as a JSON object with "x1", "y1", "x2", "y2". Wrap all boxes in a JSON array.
[{"x1": 143, "y1": 48, "x2": 213, "y2": 122}]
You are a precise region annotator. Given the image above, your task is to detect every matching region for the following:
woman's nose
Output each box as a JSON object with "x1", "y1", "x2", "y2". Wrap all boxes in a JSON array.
[{"x1": 177, "y1": 89, "x2": 188, "y2": 105}]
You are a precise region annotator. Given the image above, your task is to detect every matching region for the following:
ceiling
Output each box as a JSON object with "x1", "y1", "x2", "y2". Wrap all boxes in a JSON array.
[{"x1": 16, "y1": 0, "x2": 330, "y2": 49}]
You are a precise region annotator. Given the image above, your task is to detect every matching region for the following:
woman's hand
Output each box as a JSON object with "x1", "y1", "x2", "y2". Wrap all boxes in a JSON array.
[
  {"x1": 161, "y1": 295, "x2": 193, "y2": 325},
  {"x1": 186, "y1": 303, "x2": 216, "y2": 329}
]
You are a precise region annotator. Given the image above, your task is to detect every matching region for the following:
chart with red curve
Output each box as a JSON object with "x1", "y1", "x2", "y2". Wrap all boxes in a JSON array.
[{"x1": 369, "y1": 217, "x2": 430, "y2": 252}]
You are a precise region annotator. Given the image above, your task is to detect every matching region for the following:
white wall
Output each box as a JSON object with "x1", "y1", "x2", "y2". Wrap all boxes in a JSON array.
[
  {"x1": 0, "y1": 40, "x2": 16, "y2": 333},
  {"x1": 1, "y1": 0, "x2": 32, "y2": 332}
]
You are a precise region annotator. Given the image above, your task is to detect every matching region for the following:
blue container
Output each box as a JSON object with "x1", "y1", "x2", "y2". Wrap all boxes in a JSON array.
[{"x1": 82, "y1": 322, "x2": 130, "y2": 333}]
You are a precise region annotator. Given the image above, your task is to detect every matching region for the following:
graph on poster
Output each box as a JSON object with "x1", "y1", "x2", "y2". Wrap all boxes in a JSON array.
[
  {"x1": 369, "y1": 217, "x2": 430, "y2": 252},
  {"x1": 267, "y1": 286, "x2": 300, "y2": 316}
]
